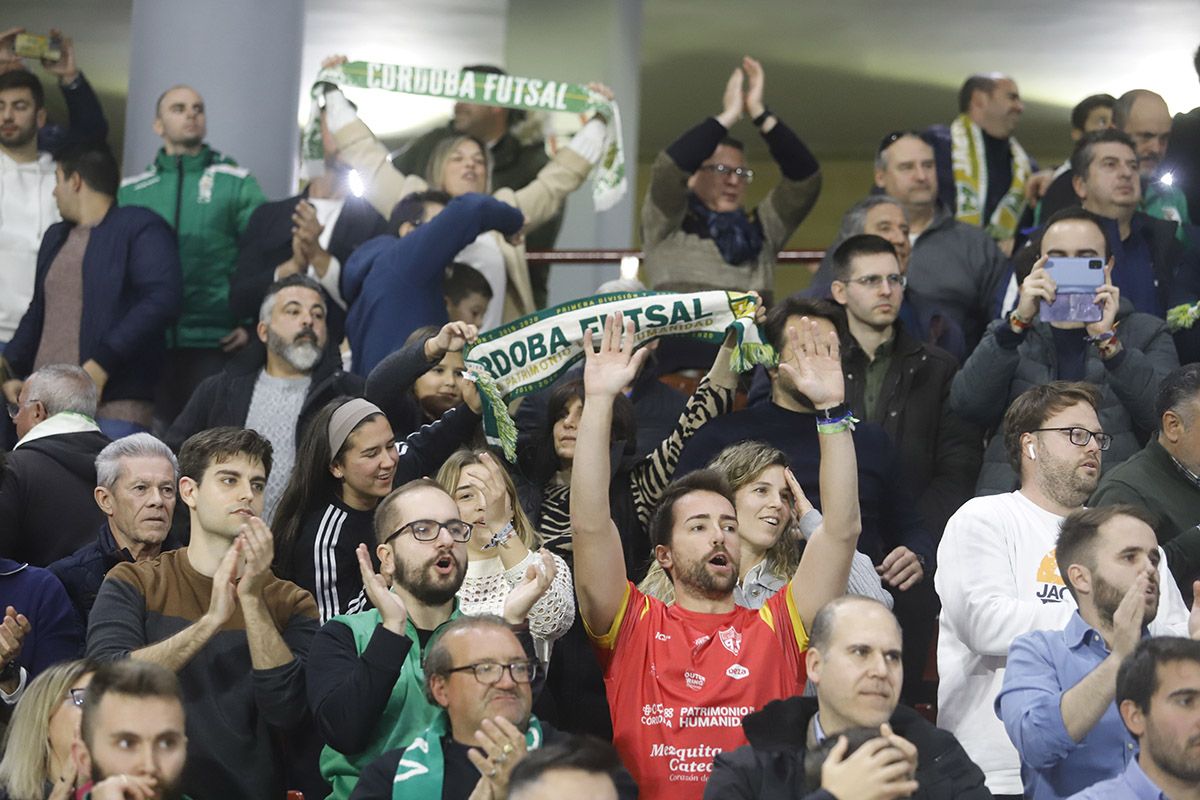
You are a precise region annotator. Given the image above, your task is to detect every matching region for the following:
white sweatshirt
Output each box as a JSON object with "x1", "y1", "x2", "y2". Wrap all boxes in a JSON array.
[
  {"x1": 0, "y1": 151, "x2": 59, "y2": 341},
  {"x1": 935, "y1": 491, "x2": 1189, "y2": 795}
]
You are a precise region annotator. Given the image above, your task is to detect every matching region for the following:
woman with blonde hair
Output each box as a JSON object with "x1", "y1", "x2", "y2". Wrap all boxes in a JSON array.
[
  {"x1": 0, "y1": 659, "x2": 95, "y2": 800},
  {"x1": 436, "y1": 449, "x2": 573, "y2": 661},
  {"x1": 320, "y1": 55, "x2": 616, "y2": 331},
  {"x1": 638, "y1": 440, "x2": 891, "y2": 609}
]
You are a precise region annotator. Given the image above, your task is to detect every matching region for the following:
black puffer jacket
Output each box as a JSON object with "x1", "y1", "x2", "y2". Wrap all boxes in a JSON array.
[{"x1": 705, "y1": 696, "x2": 991, "y2": 799}]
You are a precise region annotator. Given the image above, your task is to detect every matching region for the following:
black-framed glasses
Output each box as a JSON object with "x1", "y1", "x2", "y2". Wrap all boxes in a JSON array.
[
  {"x1": 845, "y1": 273, "x2": 907, "y2": 290},
  {"x1": 68, "y1": 687, "x2": 87, "y2": 707},
  {"x1": 383, "y1": 519, "x2": 472, "y2": 545},
  {"x1": 1029, "y1": 427, "x2": 1112, "y2": 451},
  {"x1": 444, "y1": 660, "x2": 538, "y2": 685},
  {"x1": 698, "y1": 163, "x2": 754, "y2": 183}
]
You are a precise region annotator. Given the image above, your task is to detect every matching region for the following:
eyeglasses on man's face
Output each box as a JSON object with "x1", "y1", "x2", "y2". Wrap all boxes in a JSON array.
[
  {"x1": 383, "y1": 519, "x2": 472, "y2": 546},
  {"x1": 845, "y1": 273, "x2": 907, "y2": 290},
  {"x1": 698, "y1": 163, "x2": 754, "y2": 183},
  {"x1": 1029, "y1": 427, "x2": 1112, "y2": 451},
  {"x1": 444, "y1": 660, "x2": 538, "y2": 686}
]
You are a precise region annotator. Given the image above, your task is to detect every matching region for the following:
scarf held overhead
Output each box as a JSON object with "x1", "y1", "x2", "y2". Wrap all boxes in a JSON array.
[
  {"x1": 390, "y1": 713, "x2": 544, "y2": 799},
  {"x1": 950, "y1": 113, "x2": 1032, "y2": 241},
  {"x1": 464, "y1": 290, "x2": 769, "y2": 460},
  {"x1": 303, "y1": 61, "x2": 626, "y2": 211}
]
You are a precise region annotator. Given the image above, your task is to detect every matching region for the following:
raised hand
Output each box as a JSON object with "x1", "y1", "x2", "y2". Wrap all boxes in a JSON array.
[
  {"x1": 236, "y1": 517, "x2": 277, "y2": 600},
  {"x1": 743, "y1": 56, "x2": 766, "y2": 119},
  {"x1": 205, "y1": 539, "x2": 242, "y2": 629},
  {"x1": 426, "y1": 321, "x2": 479, "y2": 361},
  {"x1": 0, "y1": 28, "x2": 23, "y2": 74},
  {"x1": 359, "y1": 543, "x2": 407, "y2": 634},
  {"x1": 717, "y1": 66, "x2": 745, "y2": 128},
  {"x1": 464, "y1": 453, "x2": 515, "y2": 533},
  {"x1": 582, "y1": 312, "x2": 648, "y2": 400},
  {"x1": 783, "y1": 467, "x2": 815, "y2": 530},
  {"x1": 321, "y1": 54, "x2": 349, "y2": 71},
  {"x1": 0, "y1": 606, "x2": 30, "y2": 672},
  {"x1": 1015, "y1": 255, "x2": 1056, "y2": 322},
  {"x1": 502, "y1": 551, "x2": 557, "y2": 625},
  {"x1": 777, "y1": 317, "x2": 844, "y2": 410},
  {"x1": 41, "y1": 29, "x2": 78, "y2": 84}
]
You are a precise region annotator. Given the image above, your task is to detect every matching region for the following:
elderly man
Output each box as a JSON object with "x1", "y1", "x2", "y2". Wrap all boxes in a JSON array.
[
  {"x1": 706, "y1": 596, "x2": 988, "y2": 798},
  {"x1": 997, "y1": 505, "x2": 1200, "y2": 799},
  {"x1": 166, "y1": 274, "x2": 361, "y2": 520},
  {"x1": 0, "y1": 363, "x2": 109, "y2": 564},
  {"x1": 48, "y1": 433, "x2": 181, "y2": 624},
  {"x1": 642, "y1": 56, "x2": 820, "y2": 300},
  {"x1": 348, "y1": 615, "x2": 637, "y2": 799}
]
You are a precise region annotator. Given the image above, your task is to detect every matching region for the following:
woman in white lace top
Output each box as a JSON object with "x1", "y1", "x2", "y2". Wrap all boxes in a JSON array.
[{"x1": 437, "y1": 448, "x2": 574, "y2": 662}]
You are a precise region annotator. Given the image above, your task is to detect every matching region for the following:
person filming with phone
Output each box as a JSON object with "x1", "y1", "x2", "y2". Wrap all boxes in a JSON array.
[{"x1": 950, "y1": 206, "x2": 1179, "y2": 495}]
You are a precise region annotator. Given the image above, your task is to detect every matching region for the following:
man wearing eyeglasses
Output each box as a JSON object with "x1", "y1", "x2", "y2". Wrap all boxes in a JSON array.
[
  {"x1": 348, "y1": 614, "x2": 637, "y2": 800},
  {"x1": 642, "y1": 56, "x2": 821, "y2": 301},
  {"x1": 829, "y1": 233, "x2": 981, "y2": 542},
  {"x1": 307, "y1": 478, "x2": 555, "y2": 800},
  {"x1": 936, "y1": 381, "x2": 1194, "y2": 797}
]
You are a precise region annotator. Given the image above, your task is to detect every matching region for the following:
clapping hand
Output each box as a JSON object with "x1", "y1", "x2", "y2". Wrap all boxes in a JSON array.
[
  {"x1": 743, "y1": 56, "x2": 766, "y2": 119},
  {"x1": 358, "y1": 543, "x2": 407, "y2": 634},
  {"x1": 502, "y1": 551, "x2": 557, "y2": 625},
  {"x1": 716, "y1": 66, "x2": 745, "y2": 128}
]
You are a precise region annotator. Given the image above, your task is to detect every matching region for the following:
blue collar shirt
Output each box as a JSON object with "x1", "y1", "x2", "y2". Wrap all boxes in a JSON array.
[
  {"x1": 995, "y1": 611, "x2": 1142, "y2": 799},
  {"x1": 1065, "y1": 755, "x2": 1168, "y2": 800}
]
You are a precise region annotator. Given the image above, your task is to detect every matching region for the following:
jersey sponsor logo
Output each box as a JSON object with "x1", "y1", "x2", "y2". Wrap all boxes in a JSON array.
[
  {"x1": 197, "y1": 172, "x2": 214, "y2": 204},
  {"x1": 640, "y1": 703, "x2": 675, "y2": 728},
  {"x1": 684, "y1": 670, "x2": 706, "y2": 691},
  {"x1": 693, "y1": 635, "x2": 711, "y2": 648},
  {"x1": 726, "y1": 663, "x2": 749, "y2": 680},
  {"x1": 649, "y1": 743, "x2": 723, "y2": 781},
  {"x1": 655, "y1": 631, "x2": 671, "y2": 641},
  {"x1": 678, "y1": 705, "x2": 754, "y2": 728},
  {"x1": 719, "y1": 626, "x2": 742, "y2": 656},
  {"x1": 1036, "y1": 548, "x2": 1067, "y2": 604}
]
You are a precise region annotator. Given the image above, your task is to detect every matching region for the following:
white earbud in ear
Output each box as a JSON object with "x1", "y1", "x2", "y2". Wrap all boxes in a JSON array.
[{"x1": 1027, "y1": 444, "x2": 1037, "y2": 460}]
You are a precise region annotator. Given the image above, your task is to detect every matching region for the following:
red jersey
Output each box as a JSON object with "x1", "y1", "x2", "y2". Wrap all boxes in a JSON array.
[{"x1": 587, "y1": 582, "x2": 808, "y2": 800}]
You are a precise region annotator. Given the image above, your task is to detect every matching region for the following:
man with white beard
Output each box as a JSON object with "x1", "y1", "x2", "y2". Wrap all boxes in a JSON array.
[{"x1": 166, "y1": 274, "x2": 362, "y2": 520}]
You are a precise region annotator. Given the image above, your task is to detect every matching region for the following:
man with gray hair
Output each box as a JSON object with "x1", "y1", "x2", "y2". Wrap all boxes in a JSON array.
[
  {"x1": 166, "y1": 273, "x2": 362, "y2": 520},
  {"x1": 0, "y1": 363, "x2": 109, "y2": 564},
  {"x1": 48, "y1": 432, "x2": 181, "y2": 624}
]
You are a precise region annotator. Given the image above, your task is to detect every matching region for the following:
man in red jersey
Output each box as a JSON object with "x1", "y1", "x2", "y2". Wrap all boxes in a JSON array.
[{"x1": 570, "y1": 311, "x2": 865, "y2": 800}]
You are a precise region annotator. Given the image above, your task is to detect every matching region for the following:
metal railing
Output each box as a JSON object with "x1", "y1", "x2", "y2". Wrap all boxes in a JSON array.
[{"x1": 525, "y1": 248, "x2": 825, "y2": 269}]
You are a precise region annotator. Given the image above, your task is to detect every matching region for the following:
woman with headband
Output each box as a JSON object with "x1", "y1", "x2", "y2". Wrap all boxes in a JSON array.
[{"x1": 272, "y1": 395, "x2": 478, "y2": 623}]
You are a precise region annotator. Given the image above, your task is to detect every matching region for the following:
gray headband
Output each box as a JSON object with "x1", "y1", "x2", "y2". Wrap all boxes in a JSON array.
[{"x1": 328, "y1": 398, "x2": 383, "y2": 456}]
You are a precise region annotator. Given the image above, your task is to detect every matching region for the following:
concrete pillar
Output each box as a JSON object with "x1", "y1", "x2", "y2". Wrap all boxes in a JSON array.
[
  {"x1": 504, "y1": 0, "x2": 643, "y2": 305},
  {"x1": 122, "y1": 0, "x2": 303, "y2": 197}
]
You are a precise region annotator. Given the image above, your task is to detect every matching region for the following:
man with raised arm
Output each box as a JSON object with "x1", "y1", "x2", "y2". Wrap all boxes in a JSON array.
[{"x1": 570, "y1": 312, "x2": 863, "y2": 800}]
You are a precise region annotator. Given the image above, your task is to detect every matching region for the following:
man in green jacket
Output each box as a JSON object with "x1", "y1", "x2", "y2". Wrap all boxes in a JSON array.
[
  {"x1": 73, "y1": 659, "x2": 192, "y2": 800},
  {"x1": 118, "y1": 84, "x2": 265, "y2": 427}
]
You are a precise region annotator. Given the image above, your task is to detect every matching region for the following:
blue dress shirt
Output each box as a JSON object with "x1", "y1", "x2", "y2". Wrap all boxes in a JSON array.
[
  {"x1": 995, "y1": 611, "x2": 1142, "y2": 799},
  {"x1": 1066, "y1": 755, "x2": 1167, "y2": 799}
]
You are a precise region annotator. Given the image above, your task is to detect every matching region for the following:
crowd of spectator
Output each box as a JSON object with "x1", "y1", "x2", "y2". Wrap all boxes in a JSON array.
[{"x1": 3, "y1": 21, "x2": 1200, "y2": 800}]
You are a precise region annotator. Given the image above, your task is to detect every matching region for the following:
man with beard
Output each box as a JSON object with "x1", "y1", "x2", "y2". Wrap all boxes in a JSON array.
[
  {"x1": 72, "y1": 659, "x2": 191, "y2": 800},
  {"x1": 86, "y1": 427, "x2": 319, "y2": 800},
  {"x1": 307, "y1": 478, "x2": 556, "y2": 800},
  {"x1": 118, "y1": 84, "x2": 266, "y2": 429},
  {"x1": 167, "y1": 274, "x2": 361, "y2": 521},
  {"x1": 1069, "y1": 636, "x2": 1200, "y2": 799},
  {"x1": 571, "y1": 312, "x2": 865, "y2": 800},
  {"x1": 997, "y1": 505, "x2": 1200, "y2": 799},
  {"x1": 936, "y1": 383, "x2": 1194, "y2": 798}
]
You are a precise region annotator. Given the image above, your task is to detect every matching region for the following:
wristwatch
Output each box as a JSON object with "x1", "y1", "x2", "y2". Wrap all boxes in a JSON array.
[
  {"x1": 0, "y1": 660, "x2": 19, "y2": 685},
  {"x1": 752, "y1": 107, "x2": 773, "y2": 127},
  {"x1": 815, "y1": 403, "x2": 851, "y2": 422}
]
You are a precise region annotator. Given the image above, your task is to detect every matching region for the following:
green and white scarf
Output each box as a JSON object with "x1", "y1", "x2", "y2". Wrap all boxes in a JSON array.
[
  {"x1": 302, "y1": 61, "x2": 626, "y2": 211},
  {"x1": 950, "y1": 112, "x2": 1032, "y2": 241},
  {"x1": 464, "y1": 290, "x2": 771, "y2": 460},
  {"x1": 390, "y1": 713, "x2": 543, "y2": 799}
]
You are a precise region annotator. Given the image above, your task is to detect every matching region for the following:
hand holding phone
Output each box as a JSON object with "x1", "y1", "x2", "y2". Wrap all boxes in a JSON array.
[{"x1": 1039, "y1": 257, "x2": 1106, "y2": 323}]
